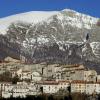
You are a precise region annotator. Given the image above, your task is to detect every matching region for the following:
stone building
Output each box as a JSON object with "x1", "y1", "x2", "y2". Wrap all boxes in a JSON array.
[
  {"x1": 17, "y1": 69, "x2": 42, "y2": 82},
  {"x1": 37, "y1": 81, "x2": 59, "y2": 94},
  {"x1": 71, "y1": 81, "x2": 100, "y2": 95},
  {"x1": 97, "y1": 75, "x2": 100, "y2": 82},
  {"x1": 71, "y1": 80, "x2": 86, "y2": 93},
  {"x1": 84, "y1": 70, "x2": 97, "y2": 82},
  {"x1": 86, "y1": 82, "x2": 97, "y2": 95}
]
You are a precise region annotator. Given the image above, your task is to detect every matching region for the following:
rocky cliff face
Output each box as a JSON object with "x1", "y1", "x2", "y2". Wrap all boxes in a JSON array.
[{"x1": 0, "y1": 9, "x2": 100, "y2": 73}]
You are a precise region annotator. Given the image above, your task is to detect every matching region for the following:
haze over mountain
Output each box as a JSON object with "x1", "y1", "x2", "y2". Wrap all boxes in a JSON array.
[{"x1": 0, "y1": 9, "x2": 100, "y2": 73}]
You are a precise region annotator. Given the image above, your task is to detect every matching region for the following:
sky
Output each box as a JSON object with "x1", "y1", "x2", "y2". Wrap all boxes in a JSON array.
[{"x1": 0, "y1": 0, "x2": 100, "y2": 18}]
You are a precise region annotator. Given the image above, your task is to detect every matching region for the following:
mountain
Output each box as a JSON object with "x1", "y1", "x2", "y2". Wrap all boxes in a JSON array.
[
  {"x1": 0, "y1": 9, "x2": 100, "y2": 73},
  {"x1": 0, "y1": 11, "x2": 58, "y2": 35}
]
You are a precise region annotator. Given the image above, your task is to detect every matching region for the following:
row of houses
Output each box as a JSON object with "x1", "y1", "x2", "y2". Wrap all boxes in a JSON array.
[
  {"x1": 18, "y1": 64, "x2": 97, "y2": 82},
  {"x1": 0, "y1": 82, "x2": 38, "y2": 98},
  {"x1": 37, "y1": 80, "x2": 100, "y2": 95},
  {"x1": 0, "y1": 57, "x2": 100, "y2": 98},
  {"x1": 0, "y1": 57, "x2": 99, "y2": 83},
  {"x1": 0, "y1": 80, "x2": 100, "y2": 98},
  {"x1": 71, "y1": 80, "x2": 100, "y2": 94},
  {"x1": 8, "y1": 64, "x2": 99, "y2": 83}
]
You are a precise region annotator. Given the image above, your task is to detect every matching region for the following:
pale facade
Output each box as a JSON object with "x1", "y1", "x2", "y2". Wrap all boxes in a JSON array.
[
  {"x1": 71, "y1": 81, "x2": 100, "y2": 95},
  {"x1": 84, "y1": 70, "x2": 97, "y2": 82},
  {"x1": 1, "y1": 82, "x2": 13, "y2": 98},
  {"x1": 37, "y1": 81, "x2": 59, "y2": 94},
  {"x1": 95, "y1": 83, "x2": 100, "y2": 94},
  {"x1": 71, "y1": 81, "x2": 86, "y2": 93},
  {"x1": 86, "y1": 83, "x2": 96, "y2": 95},
  {"x1": 12, "y1": 84, "x2": 29, "y2": 98},
  {"x1": 31, "y1": 72, "x2": 42, "y2": 82},
  {"x1": 20, "y1": 71, "x2": 31, "y2": 80},
  {"x1": 37, "y1": 81, "x2": 70, "y2": 94},
  {"x1": 58, "y1": 81, "x2": 70, "y2": 90},
  {"x1": 97, "y1": 75, "x2": 100, "y2": 82},
  {"x1": 1, "y1": 82, "x2": 37, "y2": 98},
  {"x1": 17, "y1": 69, "x2": 42, "y2": 81}
]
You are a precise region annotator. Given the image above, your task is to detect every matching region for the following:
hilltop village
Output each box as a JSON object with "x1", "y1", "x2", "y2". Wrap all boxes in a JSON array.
[{"x1": 0, "y1": 57, "x2": 100, "y2": 98}]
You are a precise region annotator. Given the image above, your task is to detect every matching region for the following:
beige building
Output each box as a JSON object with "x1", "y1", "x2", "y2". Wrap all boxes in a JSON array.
[
  {"x1": 17, "y1": 69, "x2": 42, "y2": 81},
  {"x1": 58, "y1": 80, "x2": 70, "y2": 92},
  {"x1": 37, "y1": 80, "x2": 70, "y2": 94},
  {"x1": 71, "y1": 80, "x2": 86, "y2": 93},
  {"x1": 1, "y1": 82, "x2": 37, "y2": 98},
  {"x1": 31, "y1": 72, "x2": 42, "y2": 82},
  {"x1": 58, "y1": 64, "x2": 85, "y2": 81},
  {"x1": 71, "y1": 81, "x2": 100, "y2": 95},
  {"x1": 86, "y1": 82, "x2": 96, "y2": 95},
  {"x1": 37, "y1": 81, "x2": 59, "y2": 94},
  {"x1": 95, "y1": 82, "x2": 100, "y2": 94},
  {"x1": 84, "y1": 70, "x2": 97, "y2": 82},
  {"x1": 97, "y1": 75, "x2": 100, "y2": 82}
]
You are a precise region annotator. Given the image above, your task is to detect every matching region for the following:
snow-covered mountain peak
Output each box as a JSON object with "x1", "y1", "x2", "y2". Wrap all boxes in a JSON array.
[
  {"x1": 62, "y1": 8, "x2": 76, "y2": 13},
  {"x1": 58, "y1": 10, "x2": 98, "y2": 29},
  {"x1": 1, "y1": 9, "x2": 100, "y2": 72},
  {"x1": 0, "y1": 9, "x2": 99, "y2": 35},
  {"x1": 0, "y1": 11, "x2": 58, "y2": 34}
]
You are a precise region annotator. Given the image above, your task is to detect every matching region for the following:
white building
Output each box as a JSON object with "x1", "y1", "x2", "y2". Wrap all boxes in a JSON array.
[
  {"x1": 18, "y1": 70, "x2": 31, "y2": 80},
  {"x1": 71, "y1": 81, "x2": 100, "y2": 95},
  {"x1": 86, "y1": 82, "x2": 100, "y2": 95},
  {"x1": 28, "y1": 82, "x2": 38, "y2": 95},
  {"x1": 95, "y1": 82, "x2": 100, "y2": 94},
  {"x1": 37, "y1": 81, "x2": 59, "y2": 94},
  {"x1": 31, "y1": 72, "x2": 42, "y2": 82},
  {"x1": 37, "y1": 80, "x2": 70, "y2": 94},
  {"x1": 1, "y1": 82, "x2": 13, "y2": 98},
  {"x1": 1, "y1": 81, "x2": 38, "y2": 98},
  {"x1": 17, "y1": 69, "x2": 42, "y2": 82},
  {"x1": 54, "y1": 71, "x2": 62, "y2": 81},
  {"x1": 84, "y1": 70, "x2": 97, "y2": 82},
  {"x1": 1, "y1": 82, "x2": 27, "y2": 98},
  {"x1": 58, "y1": 80, "x2": 70, "y2": 91},
  {"x1": 71, "y1": 81, "x2": 86, "y2": 93},
  {"x1": 97, "y1": 75, "x2": 100, "y2": 82},
  {"x1": 86, "y1": 82, "x2": 96, "y2": 95},
  {"x1": 12, "y1": 84, "x2": 29, "y2": 98}
]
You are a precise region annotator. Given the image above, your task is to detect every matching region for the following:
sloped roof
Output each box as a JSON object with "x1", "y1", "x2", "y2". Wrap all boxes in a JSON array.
[{"x1": 4, "y1": 56, "x2": 20, "y2": 63}]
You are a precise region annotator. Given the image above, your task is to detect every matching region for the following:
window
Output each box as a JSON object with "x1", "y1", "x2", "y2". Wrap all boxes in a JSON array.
[
  {"x1": 49, "y1": 86, "x2": 50, "y2": 90},
  {"x1": 55, "y1": 86, "x2": 57, "y2": 89},
  {"x1": 79, "y1": 85, "x2": 81, "y2": 88}
]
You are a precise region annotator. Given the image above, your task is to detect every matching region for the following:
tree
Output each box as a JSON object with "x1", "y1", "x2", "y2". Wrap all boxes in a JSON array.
[
  {"x1": 0, "y1": 71, "x2": 12, "y2": 82},
  {"x1": 67, "y1": 86, "x2": 71, "y2": 94},
  {"x1": 12, "y1": 75, "x2": 19, "y2": 84}
]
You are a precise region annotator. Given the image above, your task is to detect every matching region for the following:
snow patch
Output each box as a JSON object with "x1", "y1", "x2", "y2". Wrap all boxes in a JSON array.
[{"x1": 0, "y1": 11, "x2": 58, "y2": 35}]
